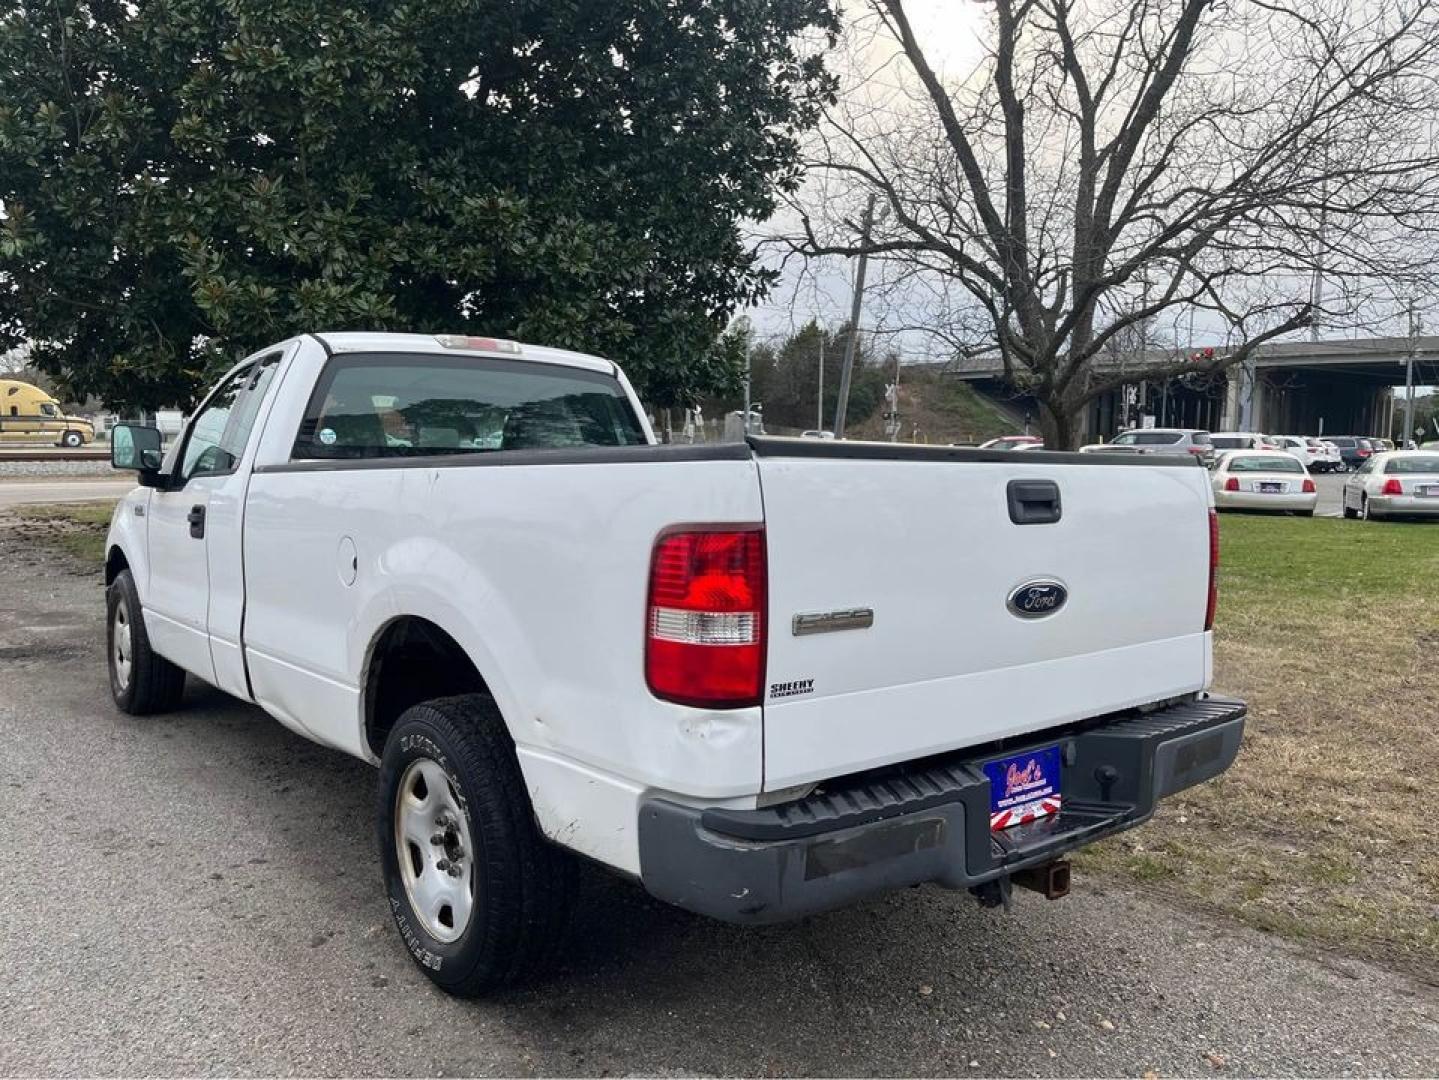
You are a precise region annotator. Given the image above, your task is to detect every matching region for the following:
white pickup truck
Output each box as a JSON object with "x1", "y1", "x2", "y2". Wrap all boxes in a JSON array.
[{"x1": 104, "y1": 332, "x2": 1244, "y2": 994}]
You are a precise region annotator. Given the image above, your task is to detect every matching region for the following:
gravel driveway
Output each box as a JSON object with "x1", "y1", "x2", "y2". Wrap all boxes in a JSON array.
[{"x1": 0, "y1": 516, "x2": 1435, "y2": 1077}]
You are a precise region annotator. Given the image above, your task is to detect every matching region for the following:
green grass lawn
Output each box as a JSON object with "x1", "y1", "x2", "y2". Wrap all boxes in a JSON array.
[
  {"x1": 1081, "y1": 513, "x2": 1439, "y2": 977},
  {"x1": 14, "y1": 500, "x2": 115, "y2": 564}
]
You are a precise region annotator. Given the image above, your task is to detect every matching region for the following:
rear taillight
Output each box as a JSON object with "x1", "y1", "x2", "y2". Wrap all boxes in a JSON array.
[
  {"x1": 1382, "y1": 477, "x2": 1403, "y2": 496},
  {"x1": 1205, "y1": 509, "x2": 1219, "y2": 632},
  {"x1": 1224, "y1": 477, "x2": 1240, "y2": 491},
  {"x1": 646, "y1": 527, "x2": 766, "y2": 708},
  {"x1": 1302, "y1": 478, "x2": 1316, "y2": 493},
  {"x1": 1358, "y1": 449, "x2": 1371, "y2": 457},
  {"x1": 1187, "y1": 446, "x2": 1207, "y2": 455}
]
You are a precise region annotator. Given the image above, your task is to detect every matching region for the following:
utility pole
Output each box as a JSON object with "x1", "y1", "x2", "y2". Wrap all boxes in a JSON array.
[
  {"x1": 833, "y1": 194, "x2": 878, "y2": 439},
  {"x1": 1404, "y1": 299, "x2": 1420, "y2": 447},
  {"x1": 817, "y1": 331, "x2": 825, "y2": 432},
  {"x1": 742, "y1": 345, "x2": 752, "y2": 437}
]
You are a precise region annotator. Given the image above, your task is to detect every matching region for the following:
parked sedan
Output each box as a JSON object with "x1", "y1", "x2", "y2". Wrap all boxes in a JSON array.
[
  {"x1": 1212, "y1": 451, "x2": 1318, "y2": 515},
  {"x1": 1342, "y1": 451, "x2": 1439, "y2": 520}
]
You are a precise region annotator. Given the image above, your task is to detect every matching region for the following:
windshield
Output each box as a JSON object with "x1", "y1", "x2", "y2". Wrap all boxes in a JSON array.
[
  {"x1": 1227, "y1": 455, "x2": 1304, "y2": 474},
  {"x1": 1384, "y1": 455, "x2": 1439, "y2": 474},
  {"x1": 1111, "y1": 431, "x2": 1183, "y2": 446}
]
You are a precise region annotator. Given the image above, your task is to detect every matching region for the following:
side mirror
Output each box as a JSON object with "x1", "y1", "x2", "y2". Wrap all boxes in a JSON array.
[{"x1": 111, "y1": 424, "x2": 165, "y2": 485}]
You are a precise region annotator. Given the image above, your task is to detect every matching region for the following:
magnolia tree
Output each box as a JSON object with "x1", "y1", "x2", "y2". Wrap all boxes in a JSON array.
[
  {"x1": 0, "y1": 0, "x2": 837, "y2": 411},
  {"x1": 790, "y1": 0, "x2": 1439, "y2": 447}
]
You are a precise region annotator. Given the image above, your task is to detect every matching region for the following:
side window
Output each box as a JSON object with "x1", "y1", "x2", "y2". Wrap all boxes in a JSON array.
[
  {"x1": 179, "y1": 355, "x2": 281, "y2": 483},
  {"x1": 1354, "y1": 458, "x2": 1376, "y2": 475},
  {"x1": 292, "y1": 352, "x2": 646, "y2": 460},
  {"x1": 39, "y1": 402, "x2": 58, "y2": 417}
]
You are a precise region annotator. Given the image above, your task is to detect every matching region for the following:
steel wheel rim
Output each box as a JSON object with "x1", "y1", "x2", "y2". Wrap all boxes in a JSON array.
[
  {"x1": 112, "y1": 596, "x2": 133, "y2": 691},
  {"x1": 394, "y1": 757, "x2": 475, "y2": 943}
]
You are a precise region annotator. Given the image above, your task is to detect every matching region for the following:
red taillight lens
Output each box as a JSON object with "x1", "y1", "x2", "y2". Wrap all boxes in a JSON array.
[
  {"x1": 1224, "y1": 476, "x2": 1240, "y2": 491},
  {"x1": 1382, "y1": 477, "x2": 1403, "y2": 496},
  {"x1": 1205, "y1": 509, "x2": 1219, "y2": 632},
  {"x1": 1358, "y1": 449, "x2": 1371, "y2": 457},
  {"x1": 646, "y1": 528, "x2": 766, "y2": 708},
  {"x1": 1302, "y1": 478, "x2": 1316, "y2": 493}
]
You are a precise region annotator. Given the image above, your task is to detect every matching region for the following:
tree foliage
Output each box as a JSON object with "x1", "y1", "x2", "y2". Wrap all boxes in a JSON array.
[
  {"x1": 0, "y1": 0, "x2": 837, "y2": 410},
  {"x1": 796, "y1": 0, "x2": 1439, "y2": 447},
  {"x1": 747, "y1": 319, "x2": 889, "y2": 430}
]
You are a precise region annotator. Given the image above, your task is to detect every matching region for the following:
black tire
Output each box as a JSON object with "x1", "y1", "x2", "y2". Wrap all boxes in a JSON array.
[
  {"x1": 377, "y1": 694, "x2": 576, "y2": 995},
  {"x1": 60, "y1": 430, "x2": 84, "y2": 448},
  {"x1": 1361, "y1": 495, "x2": 1377, "y2": 522},
  {"x1": 1296, "y1": 509, "x2": 1315, "y2": 517},
  {"x1": 106, "y1": 568, "x2": 187, "y2": 714}
]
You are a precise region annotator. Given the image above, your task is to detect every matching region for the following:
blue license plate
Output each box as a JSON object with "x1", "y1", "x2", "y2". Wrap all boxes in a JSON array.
[{"x1": 984, "y1": 745, "x2": 1062, "y2": 830}]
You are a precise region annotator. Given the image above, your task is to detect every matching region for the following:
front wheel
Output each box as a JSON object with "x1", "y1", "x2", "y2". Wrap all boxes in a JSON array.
[
  {"x1": 107, "y1": 568, "x2": 187, "y2": 714},
  {"x1": 377, "y1": 694, "x2": 576, "y2": 995}
]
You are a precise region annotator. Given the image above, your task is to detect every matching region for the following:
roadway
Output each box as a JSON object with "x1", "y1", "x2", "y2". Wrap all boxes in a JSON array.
[{"x1": 0, "y1": 476, "x2": 135, "y2": 507}]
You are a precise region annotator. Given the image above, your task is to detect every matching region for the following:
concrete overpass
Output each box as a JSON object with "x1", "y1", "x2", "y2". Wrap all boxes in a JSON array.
[{"x1": 952, "y1": 334, "x2": 1437, "y2": 439}]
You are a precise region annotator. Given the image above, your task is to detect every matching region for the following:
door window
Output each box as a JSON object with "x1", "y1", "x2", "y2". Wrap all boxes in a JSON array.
[{"x1": 178, "y1": 355, "x2": 281, "y2": 483}]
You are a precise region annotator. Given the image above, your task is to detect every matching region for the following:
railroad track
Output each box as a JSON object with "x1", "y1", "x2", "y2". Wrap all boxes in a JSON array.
[{"x1": 0, "y1": 448, "x2": 110, "y2": 462}]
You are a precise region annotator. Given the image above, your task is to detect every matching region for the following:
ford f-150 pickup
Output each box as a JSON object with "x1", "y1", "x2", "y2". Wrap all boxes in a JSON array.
[{"x1": 104, "y1": 331, "x2": 1244, "y2": 995}]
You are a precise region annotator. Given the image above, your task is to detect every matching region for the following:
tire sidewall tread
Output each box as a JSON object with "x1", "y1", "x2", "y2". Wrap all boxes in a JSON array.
[
  {"x1": 107, "y1": 569, "x2": 186, "y2": 715},
  {"x1": 376, "y1": 694, "x2": 575, "y2": 995}
]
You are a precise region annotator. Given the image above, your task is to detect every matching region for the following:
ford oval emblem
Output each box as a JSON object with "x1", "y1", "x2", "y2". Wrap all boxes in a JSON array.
[{"x1": 1007, "y1": 579, "x2": 1068, "y2": 619}]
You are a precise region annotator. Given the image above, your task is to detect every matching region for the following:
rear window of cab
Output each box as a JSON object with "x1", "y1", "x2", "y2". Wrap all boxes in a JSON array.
[{"x1": 292, "y1": 352, "x2": 646, "y2": 460}]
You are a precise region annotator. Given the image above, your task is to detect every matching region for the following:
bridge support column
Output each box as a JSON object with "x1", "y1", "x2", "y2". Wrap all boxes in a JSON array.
[{"x1": 1224, "y1": 360, "x2": 1258, "y2": 431}]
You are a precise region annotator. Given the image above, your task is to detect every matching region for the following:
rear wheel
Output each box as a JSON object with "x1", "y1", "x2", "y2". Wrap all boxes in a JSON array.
[
  {"x1": 377, "y1": 694, "x2": 576, "y2": 995},
  {"x1": 1360, "y1": 495, "x2": 1378, "y2": 521},
  {"x1": 107, "y1": 569, "x2": 187, "y2": 714},
  {"x1": 1296, "y1": 509, "x2": 1315, "y2": 518},
  {"x1": 60, "y1": 430, "x2": 84, "y2": 448}
]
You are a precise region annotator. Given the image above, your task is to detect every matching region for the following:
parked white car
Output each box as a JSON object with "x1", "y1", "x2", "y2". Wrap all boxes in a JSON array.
[
  {"x1": 1315, "y1": 439, "x2": 1344, "y2": 472},
  {"x1": 101, "y1": 331, "x2": 1244, "y2": 995},
  {"x1": 1342, "y1": 451, "x2": 1439, "y2": 520},
  {"x1": 1271, "y1": 435, "x2": 1328, "y2": 472},
  {"x1": 1209, "y1": 432, "x2": 1269, "y2": 454},
  {"x1": 1212, "y1": 451, "x2": 1317, "y2": 515}
]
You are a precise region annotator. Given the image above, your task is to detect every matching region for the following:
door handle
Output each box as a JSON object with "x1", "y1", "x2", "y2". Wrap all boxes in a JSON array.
[
  {"x1": 187, "y1": 504, "x2": 206, "y2": 539},
  {"x1": 1007, "y1": 479, "x2": 1062, "y2": 525}
]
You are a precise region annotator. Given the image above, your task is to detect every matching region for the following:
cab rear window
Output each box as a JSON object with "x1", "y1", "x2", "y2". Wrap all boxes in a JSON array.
[{"x1": 292, "y1": 353, "x2": 646, "y2": 460}]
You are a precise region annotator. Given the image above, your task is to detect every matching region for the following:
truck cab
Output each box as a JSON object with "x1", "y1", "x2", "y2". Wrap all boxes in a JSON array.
[{"x1": 0, "y1": 379, "x2": 94, "y2": 447}]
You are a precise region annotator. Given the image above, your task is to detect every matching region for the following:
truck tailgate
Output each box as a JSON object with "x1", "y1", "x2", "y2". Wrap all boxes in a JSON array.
[{"x1": 754, "y1": 440, "x2": 1214, "y2": 790}]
